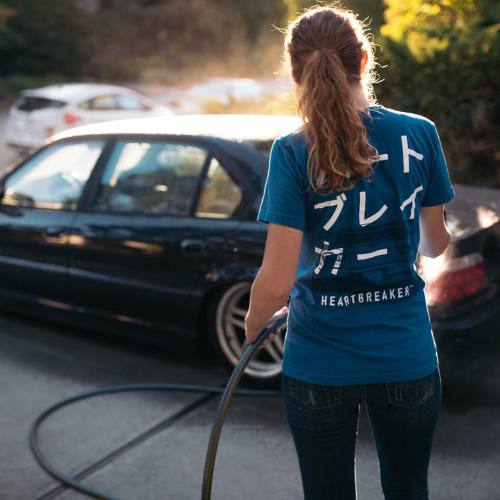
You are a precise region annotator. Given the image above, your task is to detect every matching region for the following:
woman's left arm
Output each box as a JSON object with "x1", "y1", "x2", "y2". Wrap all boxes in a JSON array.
[{"x1": 244, "y1": 222, "x2": 303, "y2": 344}]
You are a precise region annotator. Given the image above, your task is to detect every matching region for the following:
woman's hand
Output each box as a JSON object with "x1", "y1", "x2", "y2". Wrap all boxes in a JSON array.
[{"x1": 245, "y1": 305, "x2": 288, "y2": 349}]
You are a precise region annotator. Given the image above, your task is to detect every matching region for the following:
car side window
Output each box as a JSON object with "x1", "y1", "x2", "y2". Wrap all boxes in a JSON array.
[
  {"x1": 85, "y1": 95, "x2": 120, "y2": 111},
  {"x1": 115, "y1": 94, "x2": 149, "y2": 111},
  {"x1": 2, "y1": 141, "x2": 104, "y2": 210},
  {"x1": 195, "y1": 157, "x2": 242, "y2": 218},
  {"x1": 93, "y1": 141, "x2": 208, "y2": 215}
]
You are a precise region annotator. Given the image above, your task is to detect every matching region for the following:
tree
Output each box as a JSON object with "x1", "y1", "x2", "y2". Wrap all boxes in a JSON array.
[
  {"x1": 282, "y1": 0, "x2": 385, "y2": 31},
  {"x1": 378, "y1": 0, "x2": 500, "y2": 187},
  {"x1": 0, "y1": 4, "x2": 14, "y2": 29},
  {"x1": 0, "y1": 0, "x2": 90, "y2": 77}
]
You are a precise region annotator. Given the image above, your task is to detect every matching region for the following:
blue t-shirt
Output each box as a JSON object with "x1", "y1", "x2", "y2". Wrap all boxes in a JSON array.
[{"x1": 257, "y1": 104, "x2": 455, "y2": 385}]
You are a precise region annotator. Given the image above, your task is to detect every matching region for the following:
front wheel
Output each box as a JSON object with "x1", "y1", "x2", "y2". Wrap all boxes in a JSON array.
[{"x1": 206, "y1": 282, "x2": 287, "y2": 384}]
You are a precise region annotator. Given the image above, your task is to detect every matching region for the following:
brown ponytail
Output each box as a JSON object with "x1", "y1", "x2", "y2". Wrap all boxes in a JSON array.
[{"x1": 283, "y1": 4, "x2": 380, "y2": 195}]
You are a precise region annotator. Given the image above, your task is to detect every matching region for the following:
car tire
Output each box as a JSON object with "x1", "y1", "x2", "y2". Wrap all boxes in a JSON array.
[{"x1": 206, "y1": 282, "x2": 286, "y2": 388}]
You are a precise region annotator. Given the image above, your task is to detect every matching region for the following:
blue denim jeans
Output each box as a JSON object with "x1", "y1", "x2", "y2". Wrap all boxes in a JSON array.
[{"x1": 282, "y1": 367, "x2": 441, "y2": 500}]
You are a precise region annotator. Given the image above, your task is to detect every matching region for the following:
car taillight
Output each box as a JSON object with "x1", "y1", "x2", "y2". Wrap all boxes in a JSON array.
[
  {"x1": 63, "y1": 112, "x2": 82, "y2": 125},
  {"x1": 422, "y1": 252, "x2": 488, "y2": 306}
]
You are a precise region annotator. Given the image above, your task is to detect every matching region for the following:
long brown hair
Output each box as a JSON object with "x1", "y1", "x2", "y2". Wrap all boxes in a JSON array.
[{"x1": 283, "y1": 4, "x2": 380, "y2": 195}]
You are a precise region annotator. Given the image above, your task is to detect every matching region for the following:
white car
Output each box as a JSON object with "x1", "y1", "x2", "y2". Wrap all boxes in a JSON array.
[
  {"x1": 5, "y1": 83, "x2": 174, "y2": 150},
  {"x1": 188, "y1": 77, "x2": 265, "y2": 105}
]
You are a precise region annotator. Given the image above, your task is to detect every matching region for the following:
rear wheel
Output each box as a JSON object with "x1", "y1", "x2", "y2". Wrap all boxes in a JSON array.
[{"x1": 206, "y1": 282, "x2": 287, "y2": 385}]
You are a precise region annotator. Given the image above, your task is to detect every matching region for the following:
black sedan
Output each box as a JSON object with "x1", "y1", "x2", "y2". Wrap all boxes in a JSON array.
[
  {"x1": 0, "y1": 114, "x2": 301, "y2": 383},
  {"x1": 0, "y1": 114, "x2": 498, "y2": 391}
]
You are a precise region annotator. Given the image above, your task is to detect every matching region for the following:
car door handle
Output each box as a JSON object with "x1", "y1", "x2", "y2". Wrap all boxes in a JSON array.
[
  {"x1": 44, "y1": 226, "x2": 65, "y2": 237},
  {"x1": 180, "y1": 239, "x2": 208, "y2": 253}
]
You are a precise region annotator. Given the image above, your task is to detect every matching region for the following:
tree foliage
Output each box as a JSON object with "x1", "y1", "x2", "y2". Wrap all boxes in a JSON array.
[
  {"x1": 0, "y1": 4, "x2": 14, "y2": 29},
  {"x1": 378, "y1": 0, "x2": 500, "y2": 186},
  {"x1": 74, "y1": 0, "x2": 287, "y2": 81},
  {"x1": 0, "y1": 0, "x2": 90, "y2": 77},
  {"x1": 283, "y1": 0, "x2": 384, "y2": 29}
]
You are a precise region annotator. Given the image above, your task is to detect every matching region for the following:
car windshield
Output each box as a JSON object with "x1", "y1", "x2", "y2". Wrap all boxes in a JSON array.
[{"x1": 14, "y1": 96, "x2": 66, "y2": 112}]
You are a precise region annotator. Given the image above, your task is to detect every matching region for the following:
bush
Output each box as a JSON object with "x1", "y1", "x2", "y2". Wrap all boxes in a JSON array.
[
  {"x1": 377, "y1": 0, "x2": 500, "y2": 188},
  {"x1": 0, "y1": 73, "x2": 73, "y2": 101},
  {"x1": 0, "y1": 0, "x2": 90, "y2": 78}
]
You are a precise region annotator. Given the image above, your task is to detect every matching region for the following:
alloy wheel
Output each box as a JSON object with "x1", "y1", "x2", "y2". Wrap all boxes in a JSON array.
[{"x1": 215, "y1": 282, "x2": 287, "y2": 379}]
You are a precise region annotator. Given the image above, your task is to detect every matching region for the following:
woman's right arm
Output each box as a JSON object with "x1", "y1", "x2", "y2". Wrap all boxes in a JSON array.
[{"x1": 418, "y1": 205, "x2": 452, "y2": 258}]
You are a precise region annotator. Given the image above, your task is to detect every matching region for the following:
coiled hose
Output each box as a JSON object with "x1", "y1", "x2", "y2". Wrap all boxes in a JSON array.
[{"x1": 29, "y1": 315, "x2": 288, "y2": 500}]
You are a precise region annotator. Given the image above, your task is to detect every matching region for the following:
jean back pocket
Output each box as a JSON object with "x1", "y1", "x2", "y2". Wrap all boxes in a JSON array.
[
  {"x1": 284, "y1": 374, "x2": 343, "y2": 410},
  {"x1": 385, "y1": 369, "x2": 437, "y2": 409}
]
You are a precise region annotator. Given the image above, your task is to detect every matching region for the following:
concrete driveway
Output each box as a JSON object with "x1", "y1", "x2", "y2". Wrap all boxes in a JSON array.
[{"x1": 1, "y1": 311, "x2": 499, "y2": 500}]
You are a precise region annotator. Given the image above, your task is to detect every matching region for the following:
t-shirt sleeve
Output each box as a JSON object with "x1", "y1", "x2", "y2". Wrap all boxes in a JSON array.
[
  {"x1": 256, "y1": 137, "x2": 306, "y2": 231},
  {"x1": 421, "y1": 122, "x2": 455, "y2": 207}
]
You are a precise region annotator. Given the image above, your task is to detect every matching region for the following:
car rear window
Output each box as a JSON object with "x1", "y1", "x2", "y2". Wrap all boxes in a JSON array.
[{"x1": 14, "y1": 96, "x2": 66, "y2": 112}]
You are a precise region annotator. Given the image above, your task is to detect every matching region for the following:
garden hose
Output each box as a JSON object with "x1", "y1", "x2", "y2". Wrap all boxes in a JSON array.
[{"x1": 29, "y1": 315, "x2": 288, "y2": 500}]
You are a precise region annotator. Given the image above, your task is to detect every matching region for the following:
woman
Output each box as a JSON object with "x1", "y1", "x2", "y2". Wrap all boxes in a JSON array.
[{"x1": 244, "y1": 4, "x2": 454, "y2": 500}]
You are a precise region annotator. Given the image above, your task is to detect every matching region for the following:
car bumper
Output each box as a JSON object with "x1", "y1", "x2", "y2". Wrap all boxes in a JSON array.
[
  {"x1": 5, "y1": 124, "x2": 51, "y2": 149},
  {"x1": 432, "y1": 293, "x2": 500, "y2": 355},
  {"x1": 431, "y1": 292, "x2": 500, "y2": 332}
]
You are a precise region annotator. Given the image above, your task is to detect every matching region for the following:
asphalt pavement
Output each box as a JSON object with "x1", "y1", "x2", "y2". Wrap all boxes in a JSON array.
[{"x1": 1, "y1": 310, "x2": 500, "y2": 500}]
